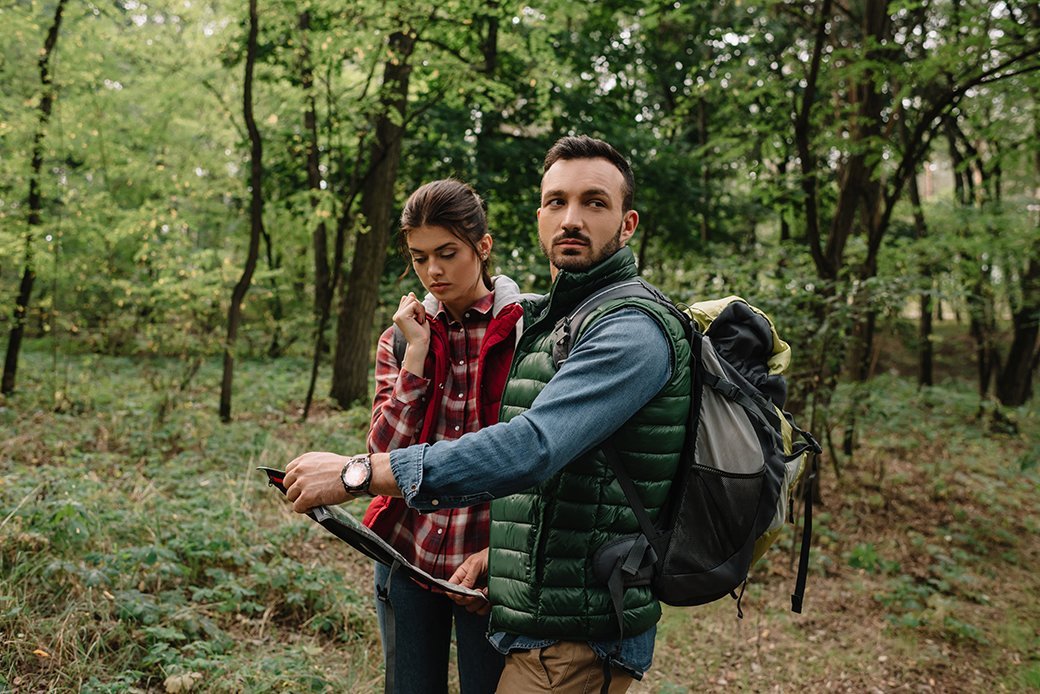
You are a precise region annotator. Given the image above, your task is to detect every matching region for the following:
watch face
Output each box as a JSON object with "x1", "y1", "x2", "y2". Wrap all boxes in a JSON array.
[{"x1": 342, "y1": 460, "x2": 368, "y2": 488}]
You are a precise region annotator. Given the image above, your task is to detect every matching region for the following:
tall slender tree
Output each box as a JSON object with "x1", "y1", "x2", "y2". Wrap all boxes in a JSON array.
[
  {"x1": 330, "y1": 27, "x2": 416, "y2": 407},
  {"x1": 219, "y1": 0, "x2": 264, "y2": 422},
  {"x1": 995, "y1": 85, "x2": 1040, "y2": 406},
  {"x1": 2, "y1": 0, "x2": 67, "y2": 395}
]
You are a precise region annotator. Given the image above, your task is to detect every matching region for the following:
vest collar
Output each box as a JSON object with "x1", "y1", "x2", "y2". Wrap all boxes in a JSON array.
[{"x1": 543, "y1": 246, "x2": 639, "y2": 319}]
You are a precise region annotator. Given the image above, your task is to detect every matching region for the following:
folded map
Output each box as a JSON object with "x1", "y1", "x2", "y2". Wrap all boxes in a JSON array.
[{"x1": 258, "y1": 467, "x2": 486, "y2": 600}]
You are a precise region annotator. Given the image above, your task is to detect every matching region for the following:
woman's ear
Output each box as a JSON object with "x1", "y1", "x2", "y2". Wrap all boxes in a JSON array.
[{"x1": 478, "y1": 234, "x2": 493, "y2": 260}]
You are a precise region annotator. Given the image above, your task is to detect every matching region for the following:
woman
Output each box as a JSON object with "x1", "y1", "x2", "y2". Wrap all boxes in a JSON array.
[{"x1": 362, "y1": 179, "x2": 522, "y2": 694}]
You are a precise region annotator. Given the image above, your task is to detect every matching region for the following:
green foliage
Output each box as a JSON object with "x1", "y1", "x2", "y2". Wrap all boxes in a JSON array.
[
  {"x1": 847, "y1": 543, "x2": 900, "y2": 575},
  {"x1": 2, "y1": 339, "x2": 1039, "y2": 689},
  {"x1": 2, "y1": 0, "x2": 1038, "y2": 394},
  {"x1": 0, "y1": 347, "x2": 376, "y2": 690}
]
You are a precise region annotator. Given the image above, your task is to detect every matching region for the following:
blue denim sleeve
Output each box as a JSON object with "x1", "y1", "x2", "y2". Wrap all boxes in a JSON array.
[{"x1": 388, "y1": 308, "x2": 673, "y2": 510}]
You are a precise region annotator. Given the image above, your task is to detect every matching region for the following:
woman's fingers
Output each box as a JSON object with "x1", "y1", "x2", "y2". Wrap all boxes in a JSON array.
[
  {"x1": 392, "y1": 294, "x2": 431, "y2": 349},
  {"x1": 394, "y1": 293, "x2": 425, "y2": 323}
]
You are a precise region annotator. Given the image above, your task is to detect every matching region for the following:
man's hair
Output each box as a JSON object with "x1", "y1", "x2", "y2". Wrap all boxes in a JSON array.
[
  {"x1": 399, "y1": 178, "x2": 492, "y2": 288},
  {"x1": 542, "y1": 135, "x2": 635, "y2": 211}
]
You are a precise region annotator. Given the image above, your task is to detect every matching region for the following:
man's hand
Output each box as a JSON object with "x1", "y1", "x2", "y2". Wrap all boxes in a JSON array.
[
  {"x1": 284, "y1": 451, "x2": 354, "y2": 513},
  {"x1": 447, "y1": 548, "x2": 491, "y2": 615}
]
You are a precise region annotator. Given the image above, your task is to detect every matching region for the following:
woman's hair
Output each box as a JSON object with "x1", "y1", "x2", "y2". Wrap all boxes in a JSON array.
[{"x1": 399, "y1": 179, "x2": 492, "y2": 289}]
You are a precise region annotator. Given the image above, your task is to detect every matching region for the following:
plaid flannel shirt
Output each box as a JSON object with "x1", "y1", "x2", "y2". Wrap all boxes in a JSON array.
[{"x1": 367, "y1": 291, "x2": 496, "y2": 579}]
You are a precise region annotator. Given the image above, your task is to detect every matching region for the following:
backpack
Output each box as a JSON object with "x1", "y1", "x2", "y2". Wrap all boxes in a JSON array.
[{"x1": 549, "y1": 278, "x2": 821, "y2": 632}]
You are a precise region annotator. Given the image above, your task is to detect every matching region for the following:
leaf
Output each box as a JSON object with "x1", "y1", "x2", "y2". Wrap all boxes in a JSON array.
[{"x1": 164, "y1": 672, "x2": 202, "y2": 693}]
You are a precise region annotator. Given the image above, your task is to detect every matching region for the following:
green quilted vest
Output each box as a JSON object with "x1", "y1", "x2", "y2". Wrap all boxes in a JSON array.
[{"x1": 487, "y1": 247, "x2": 691, "y2": 640}]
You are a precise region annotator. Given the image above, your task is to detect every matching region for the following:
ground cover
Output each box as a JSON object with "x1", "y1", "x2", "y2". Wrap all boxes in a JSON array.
[{"x1": 1, "y1": 337, "x2": 1037, "y2": 692}]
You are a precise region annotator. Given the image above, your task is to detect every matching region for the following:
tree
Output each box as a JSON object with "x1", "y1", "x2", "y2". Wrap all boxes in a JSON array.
[
  {"x1": 219, "y1": 0, "x2": 265, "y2": 422},
  {"x1": 330, "y1": 26, "x2": 416, "y2": 407},
  {"x1": 2, "y1": 0, "x2": 67, "y2": 395}
]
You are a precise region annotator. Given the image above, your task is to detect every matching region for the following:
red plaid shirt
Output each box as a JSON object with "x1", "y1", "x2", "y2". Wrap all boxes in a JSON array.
[{"x1": 367, "y1": 291, "x2": 496, "y2": 579}]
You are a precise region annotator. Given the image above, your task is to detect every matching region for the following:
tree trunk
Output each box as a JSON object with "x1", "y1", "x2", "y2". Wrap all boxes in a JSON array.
[
  {"x1": 262, "y1": 224, "x2": 284, "y2": 358},
  {"x1": 944, "y1": 118, "x2": 969, "y2": 206},
  {"x1": 909, "y1": 166, "x2": 934, "y2": 387},
  {"x1": 299, "y1": 8, "x2": 333, "y2": 419},
  {"x1": 947, "y1": 113, "x2": 1005, "y2": 401},
  {"x1": 300, "y1": 10, "x2": 331, "y2": 319},
  {"x1": 475, "y1": 1, "x2": 501, "y2": 192},
  {"x1": 330, "y1": 30, "x2": 416, "y2": 407},
  {"x1": 995, "y1": 104, "x2": 1040, "y2": 406},
  {"x1": 793, "y1": 0, "x2": 836, "y2": 281},
  {"x1": 2, "y1": 0, "x2": 66, "y2": 396},
  {"x1": 219, "y1": 0, "x2": 264, "y2": 422},
  {"x1": 778, "y1": 159, "x2": 791, "y2": 243},
  {"x1": 841, "y1": 1, "x2": 891, "y2": 392},
  {"x1": 996, "y1": 249, "x2": 1040, "y2": 405},
  {"x1": 696, "y1": 96, "x2": 710, "y2": 245}
]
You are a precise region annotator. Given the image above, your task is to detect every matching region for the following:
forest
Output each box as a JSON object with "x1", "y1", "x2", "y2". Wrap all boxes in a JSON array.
[{"x1": 1, "y1": 0, "x2": 1038, "y2": 691}]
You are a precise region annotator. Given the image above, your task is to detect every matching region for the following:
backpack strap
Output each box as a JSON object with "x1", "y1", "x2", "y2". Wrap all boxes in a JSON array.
[
  {"x1": 561, "y1": 278, "x2": 690, "y2": 642},
  {"x1": 597, "y1": 443, "x2": 658, "y2": 694},
  {"x1": 601, "y1": 444, "x2": 663, "y2": 555},
  {"x1": 551, "y1": 279, "x2": 673, "y2": 369},
  {"x1": 390, "y1": 325, "x2": 407, "y2": 366},
  {"x1": 791, "y1": 442, "x2": 820, "y2": 613},
  {"x1": 375, "y1": 560, "x2": 402, "y2": 694}
]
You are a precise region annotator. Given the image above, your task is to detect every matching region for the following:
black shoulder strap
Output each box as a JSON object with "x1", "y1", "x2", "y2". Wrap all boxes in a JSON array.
[
  {"x1": 551, "y1": 278, "x2": 682, "y2": 369},
  {"x1": 376, "y1": 561, "x2": 401, "y2": 693},
  {"x1": 791, "y1": 432, "x2": 821, "y2": 613},
  {"x1": 391, "y1": 325, "x2": 406, "y2": 366},
  {"x1": 552, "y1": 277, "x2": 694, "y2": 530}
]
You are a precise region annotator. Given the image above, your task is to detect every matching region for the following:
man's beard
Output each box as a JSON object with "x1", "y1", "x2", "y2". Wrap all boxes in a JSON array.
[{"x1": 541, "y1": 223, "x2": 624, "y2": 274}]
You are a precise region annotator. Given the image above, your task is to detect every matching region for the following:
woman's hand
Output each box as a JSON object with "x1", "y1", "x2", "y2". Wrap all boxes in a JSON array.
[
  {"x1": 393, "y1": 292, "x2": 431, "y2": 345},
  {"x1": 392, "y1": 292, "x2": 431, "y2": 374},
  {"x1": 447, "y1": 548, "x2": 491, "y2": 615}
]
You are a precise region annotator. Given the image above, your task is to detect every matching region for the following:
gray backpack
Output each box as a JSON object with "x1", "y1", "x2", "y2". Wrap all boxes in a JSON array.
[{"x1": 549, "y1": 278, "x2": 821, "y2": 637}]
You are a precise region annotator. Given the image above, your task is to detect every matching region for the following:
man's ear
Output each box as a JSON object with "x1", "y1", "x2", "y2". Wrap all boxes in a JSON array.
[{"x1": 619, "y1": 210, "x2": 639, "y2": 246}]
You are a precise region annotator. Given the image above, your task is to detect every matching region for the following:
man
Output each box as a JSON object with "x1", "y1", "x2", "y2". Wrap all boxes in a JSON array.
[{"x1": 285, "y1": 135, "x2": 690, "y2": 692}]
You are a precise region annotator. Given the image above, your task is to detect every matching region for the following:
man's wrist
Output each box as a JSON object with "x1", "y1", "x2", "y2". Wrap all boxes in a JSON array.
[{"x1": 368, "y1": 452, "x2": 403, "y2": 497}]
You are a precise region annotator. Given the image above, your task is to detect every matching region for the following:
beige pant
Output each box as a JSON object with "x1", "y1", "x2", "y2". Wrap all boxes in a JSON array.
[{"x1": 496, "y1": 641, "x2": 635, "y2": 693}]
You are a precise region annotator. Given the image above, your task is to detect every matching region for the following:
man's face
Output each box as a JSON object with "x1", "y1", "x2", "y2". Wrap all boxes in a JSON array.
[{"x1": 537, "y1": 157, "x2": 638, "y2": 277}]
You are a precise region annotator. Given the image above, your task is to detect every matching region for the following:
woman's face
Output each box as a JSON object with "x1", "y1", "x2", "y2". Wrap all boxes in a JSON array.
[{"x1": 406, "y1": 224, "x2": 492, "y2": 311}]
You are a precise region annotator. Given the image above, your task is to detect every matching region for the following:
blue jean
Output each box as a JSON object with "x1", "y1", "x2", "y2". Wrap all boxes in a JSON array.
[{"x1": 374, "y1": 561, "x2": 503, "y2": 694}]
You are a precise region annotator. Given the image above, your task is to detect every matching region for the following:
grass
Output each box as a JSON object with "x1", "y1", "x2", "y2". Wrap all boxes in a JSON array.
[
  {"x1": 2, "y1": 334, "x2": 1039, "y2": 692},
  {"x1": 1, "y1": 345, "x2": 381, "y2": 692}
]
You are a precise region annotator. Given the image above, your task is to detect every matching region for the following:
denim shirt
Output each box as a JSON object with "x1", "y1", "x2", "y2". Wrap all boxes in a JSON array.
[{"x1": 389, "y1": 308, "x2": 672, "y2": 678}]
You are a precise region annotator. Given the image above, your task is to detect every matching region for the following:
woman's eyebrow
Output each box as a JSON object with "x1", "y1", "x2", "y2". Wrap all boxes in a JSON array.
[{"x1": 409, "y1": 241, "x2": 459, "y2": 254}]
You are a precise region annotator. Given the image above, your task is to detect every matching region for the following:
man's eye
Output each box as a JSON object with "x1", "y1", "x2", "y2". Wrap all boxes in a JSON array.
[
  {"x1": 545, "y1": 198, "x2": 564, "y2": 207},
  {"x1": 588, "y1": 200, "x2": 606, "y2": 208}
]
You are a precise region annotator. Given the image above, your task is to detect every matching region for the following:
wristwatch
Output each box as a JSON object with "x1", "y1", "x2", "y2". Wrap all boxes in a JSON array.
[{"x1": 340, "y1": 454, "x2": 373, "y2": 496}]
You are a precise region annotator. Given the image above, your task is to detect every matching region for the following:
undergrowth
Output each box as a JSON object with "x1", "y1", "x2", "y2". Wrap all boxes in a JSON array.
[
  {"x1": 1, "y1": 345, "x2": 379, "y2": 692},
  {"x1": 2, "y1": 344, "x2": 1038, "y2": 692}
]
